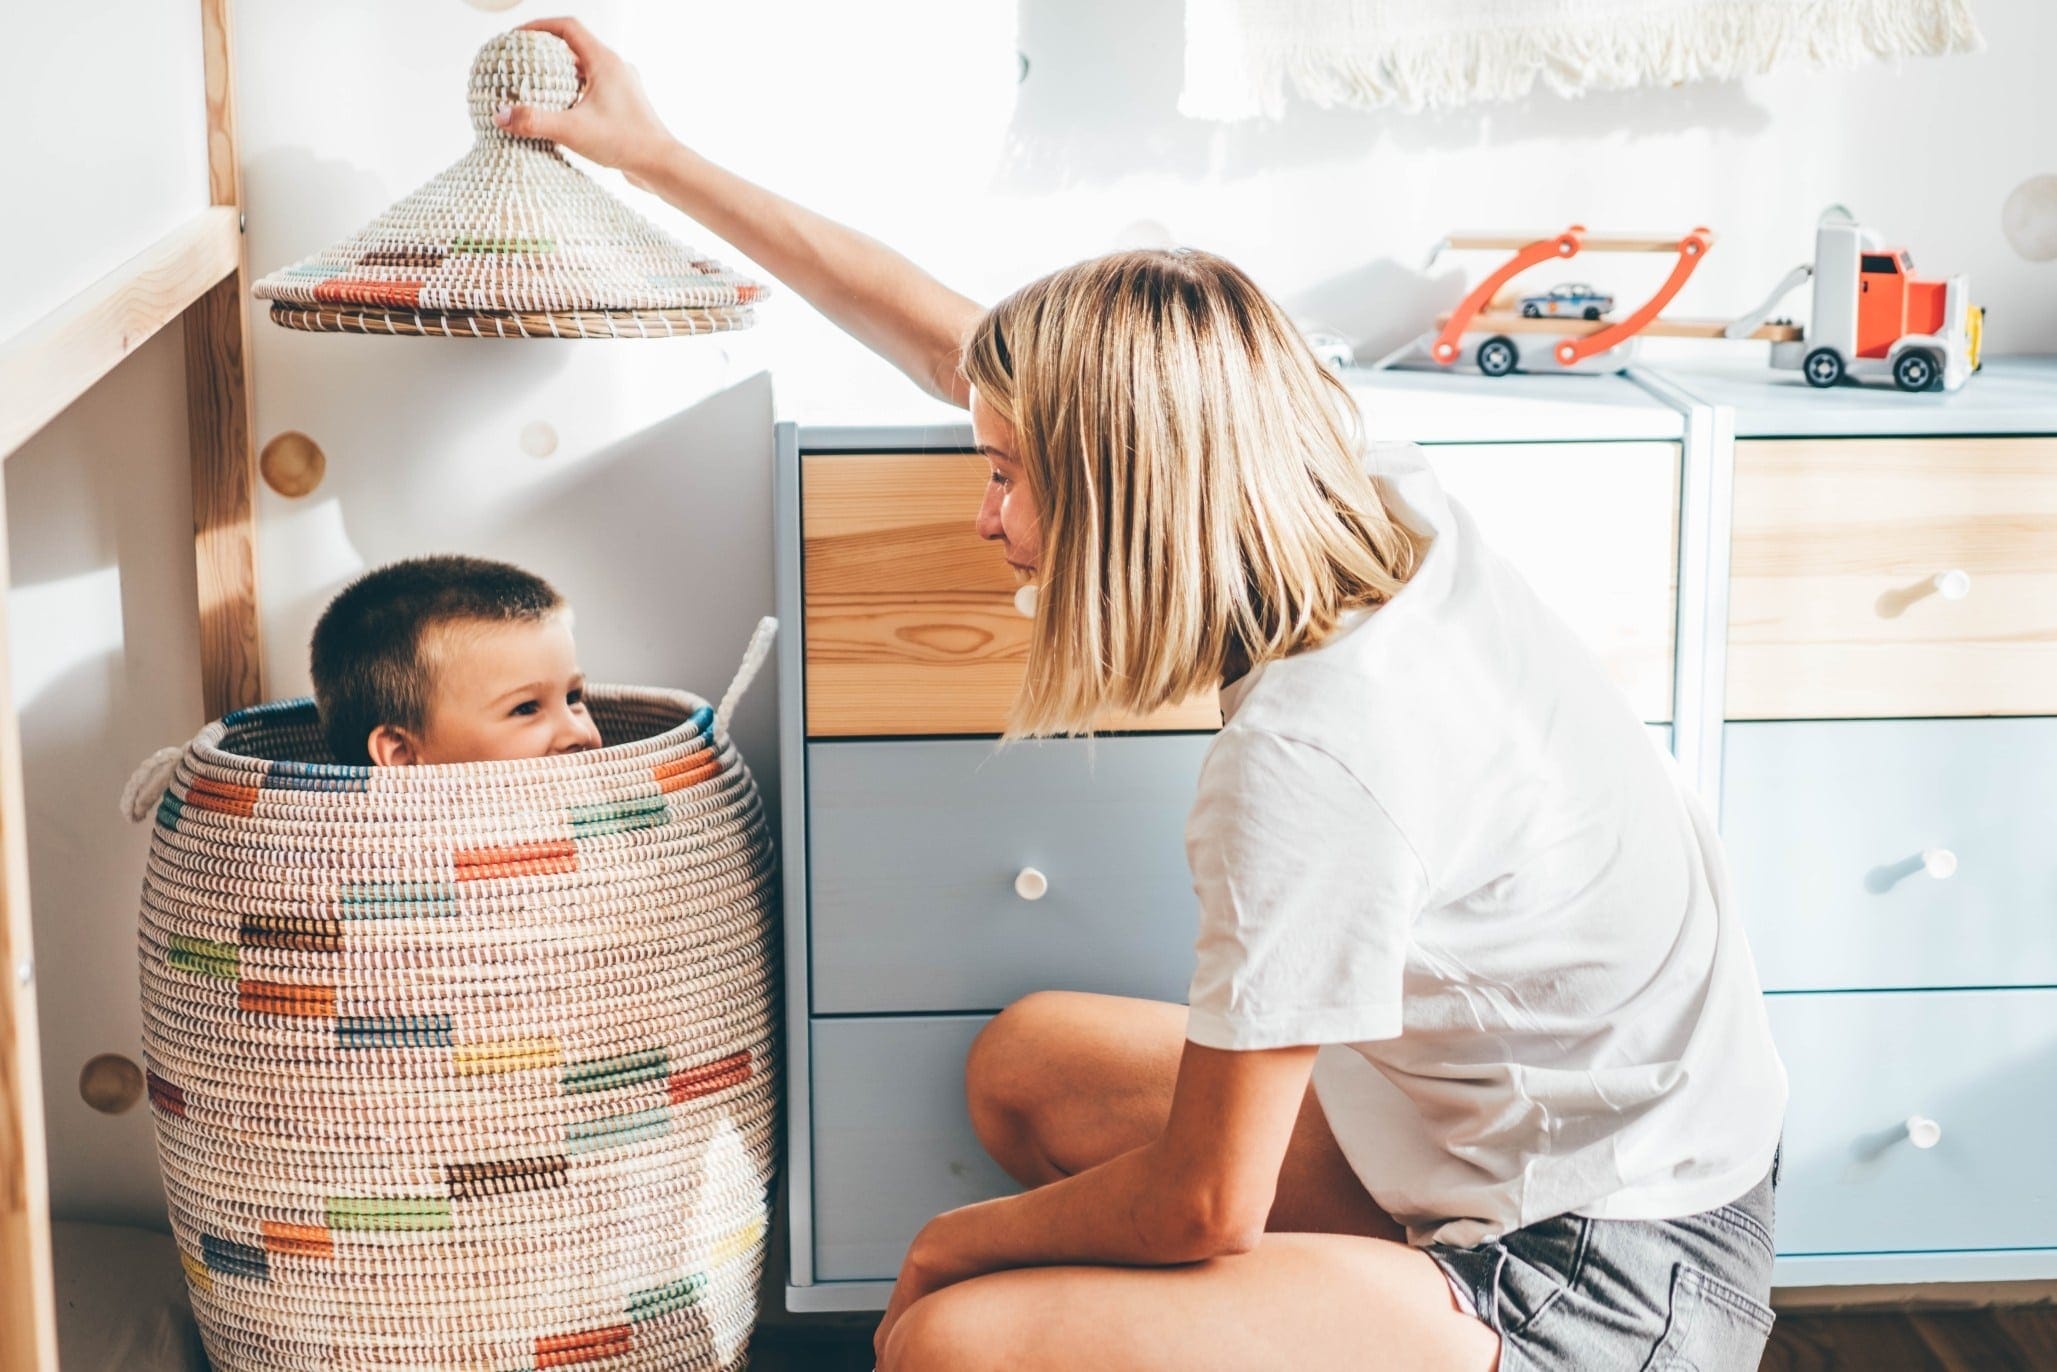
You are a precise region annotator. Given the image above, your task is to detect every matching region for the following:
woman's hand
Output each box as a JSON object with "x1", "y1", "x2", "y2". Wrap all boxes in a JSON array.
[{"x1": 495, "y1": 16, "x2": 677, "y2": 186}]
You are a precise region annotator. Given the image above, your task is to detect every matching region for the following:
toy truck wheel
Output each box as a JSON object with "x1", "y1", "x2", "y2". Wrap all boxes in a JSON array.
[
  {"x1": 1803, "y1": 347, "x2": 1845, "y2": 388},
  {"x1": 1893, "y1": 349, "x2": 1940, "y2": 392},
  {"x1": 1521, "y1": 303, "x2": 1542, "y2": 318},
  {"x1": 1477, "y1": 336, "x2": 1518, "y2": 377},
  {"x1": 1583, "y1": 306, "x2": 1602, "y2": 320}
]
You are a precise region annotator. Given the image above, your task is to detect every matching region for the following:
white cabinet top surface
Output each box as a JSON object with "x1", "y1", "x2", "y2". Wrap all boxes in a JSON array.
[
  {"x1": 1662, "y1": 356, "x2": 2057, "y2": 438},
  {"x1": 792, "y1": 366, "x2": 1684, "y2": 451}
]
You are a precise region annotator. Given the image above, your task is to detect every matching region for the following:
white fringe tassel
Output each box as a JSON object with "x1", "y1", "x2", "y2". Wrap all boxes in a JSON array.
[{"x1": 1181, "y1": 0, "x2": 1985, "y2": 119}]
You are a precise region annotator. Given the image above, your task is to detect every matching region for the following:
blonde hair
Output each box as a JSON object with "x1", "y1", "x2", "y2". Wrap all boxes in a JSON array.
[{"x1": 962, "y1": 248, "x2": 1428, "y2": 739}]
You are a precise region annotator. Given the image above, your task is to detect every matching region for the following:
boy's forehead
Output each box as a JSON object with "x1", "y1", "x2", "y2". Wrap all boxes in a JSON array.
[{"x1": 423, "y1": 612, "x2": 578, "y2": 686}]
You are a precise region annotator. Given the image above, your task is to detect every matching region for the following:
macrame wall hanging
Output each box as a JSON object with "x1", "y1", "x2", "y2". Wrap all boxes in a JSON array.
[
  {"x1": 253, "y1": 29, "x2": 762, "y2": 339},
  {"x1": 1180, "y1": 0, "x2": 1985, "y2": 119}
]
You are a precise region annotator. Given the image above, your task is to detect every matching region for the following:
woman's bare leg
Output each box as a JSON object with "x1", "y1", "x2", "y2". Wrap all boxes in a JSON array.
[
  {"x1": 964, "y1": 989, "x2": 1403, "y2": 1240},
  {"x1": 880, "y1": 1233, "x2": 1501, "y2": 1372}
]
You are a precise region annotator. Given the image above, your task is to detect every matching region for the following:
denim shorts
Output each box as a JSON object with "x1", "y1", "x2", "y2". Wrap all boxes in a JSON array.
[{"x1": 1425, "y1": 1159, "x2": 1778, "y2": 1372}]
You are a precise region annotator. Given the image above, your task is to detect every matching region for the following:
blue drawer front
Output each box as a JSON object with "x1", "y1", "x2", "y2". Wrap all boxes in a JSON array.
[
  {"x1": 807, "y1": 736, "x2": 1212, "y2": 1014},
  {"x1": 811, "y1": 1016, "x2": 1016, "y2": 1281},
  {"x1": 1768, "y1": 989, "x2": 2057, "y2": 1256},
  {"x1": 1722, "y1": 719, "x2": 2057, "y2": 991}
]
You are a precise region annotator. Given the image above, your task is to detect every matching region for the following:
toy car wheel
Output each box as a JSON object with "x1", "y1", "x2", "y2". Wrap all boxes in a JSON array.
[
  {"x1": 1477, "y1": 336, "x2": 1518, "y2": 377},
  {"x1": 1521, "y1": 303, "x2": 1542, "y2": 318},
  {"x1": 1802, "y1": 347, "x2": 1845, "y2": 388},
  {"x1": 1583, "y1": 306, "x2": 1602, "y2": 321},
  {"x1": 1893, "y1": 349, "x2": 1939, "y2": 392}
]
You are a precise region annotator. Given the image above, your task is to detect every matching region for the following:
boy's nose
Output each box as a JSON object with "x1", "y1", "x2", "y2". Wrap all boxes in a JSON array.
[{"x1": 556, "y1": 712, "x2": 603, "y2": 754}]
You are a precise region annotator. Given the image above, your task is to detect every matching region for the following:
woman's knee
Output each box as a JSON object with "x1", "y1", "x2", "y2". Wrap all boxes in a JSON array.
[
  {"x1": 879, "y1": 1284, "x2": 1016, "y2": 1372},
  {"x1": 964, "y1": 990, "x2": 1078, "y2": 1177}
]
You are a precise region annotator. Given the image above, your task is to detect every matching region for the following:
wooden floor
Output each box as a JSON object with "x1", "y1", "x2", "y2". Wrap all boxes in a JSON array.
[{"x1": 750, "y1": 1303, "x2": 2057, "y2": 1371}]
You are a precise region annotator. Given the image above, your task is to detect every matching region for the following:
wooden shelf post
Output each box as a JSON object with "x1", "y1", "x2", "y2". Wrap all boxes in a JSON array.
[{"x1": 189, "y1": 0, "x2": 264, "y2": 718}]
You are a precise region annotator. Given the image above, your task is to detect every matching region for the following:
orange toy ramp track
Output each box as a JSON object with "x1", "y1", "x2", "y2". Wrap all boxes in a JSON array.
[
  {"x1": 1430, "y1": 227, "x2": 1716, "y2": 370},
  {"x1": 1434, "y1": 313, "x2": 1803, "y2": 343}
]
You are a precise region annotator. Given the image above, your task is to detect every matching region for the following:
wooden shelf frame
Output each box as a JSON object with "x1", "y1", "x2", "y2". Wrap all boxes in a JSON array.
[{"x1": 0, "y1": 2, "x2": 264, "y2": 1367}]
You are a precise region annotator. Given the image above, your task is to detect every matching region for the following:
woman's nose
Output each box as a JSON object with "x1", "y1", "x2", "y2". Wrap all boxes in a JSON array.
[{"x1": 975, "y1": 485, "x2": 1005, "y2": 541}]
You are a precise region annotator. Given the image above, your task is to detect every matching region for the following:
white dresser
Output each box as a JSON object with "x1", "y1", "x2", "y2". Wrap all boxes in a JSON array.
[{"x1": 772, "y1": 360, "x2": 2057, "y2": 1310}]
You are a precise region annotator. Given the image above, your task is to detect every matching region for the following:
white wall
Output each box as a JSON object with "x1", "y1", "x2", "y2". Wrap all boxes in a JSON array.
[
  {"x1": 5, "y1": 330, "x2": 207, "y2": 1225},
  {"x1": 5, "y1": 0, "x2": 2053, "y2": 1227},
  {"x1": 0, "y1": 2, "x2": 208, "y2": 341}
]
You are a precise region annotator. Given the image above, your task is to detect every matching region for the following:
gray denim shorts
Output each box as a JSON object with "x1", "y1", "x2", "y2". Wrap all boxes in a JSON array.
[{"x1": 1425, "y1": 1159, "x2": 1778, "y2": 1372}]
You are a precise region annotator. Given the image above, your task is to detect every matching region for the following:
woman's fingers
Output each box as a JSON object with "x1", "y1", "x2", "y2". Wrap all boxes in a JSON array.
[
  {"x1": 493, "y1": 102, "x2": 573, "y2": 143},
  {"x1": 517, "y1": 15, "x2": 611, "y2": 71}
]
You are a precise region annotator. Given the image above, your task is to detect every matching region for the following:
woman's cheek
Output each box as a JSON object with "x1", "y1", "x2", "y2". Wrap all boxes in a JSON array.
[{"x1": 1007, "y1": 492, "x2": 1041, "y2": 559}]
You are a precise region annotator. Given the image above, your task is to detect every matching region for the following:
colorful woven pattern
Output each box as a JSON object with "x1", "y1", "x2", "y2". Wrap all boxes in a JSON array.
[
  {"x1": 252, "y1": 30, "x2": 765, "y2": 340},
  {"x1": 137, "y1": 688, "x2": 778, "y2": 1370}
]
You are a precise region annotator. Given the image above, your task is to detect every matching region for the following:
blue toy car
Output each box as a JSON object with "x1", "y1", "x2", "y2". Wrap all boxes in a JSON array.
[{"x1": 1520, "y1": 283, "x2": 1615, "y2": 320}]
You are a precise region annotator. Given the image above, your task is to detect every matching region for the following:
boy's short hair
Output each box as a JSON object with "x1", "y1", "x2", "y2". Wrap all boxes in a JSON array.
[{"x1": 310, "y1": 555, "x2": 564, "y2": 764}]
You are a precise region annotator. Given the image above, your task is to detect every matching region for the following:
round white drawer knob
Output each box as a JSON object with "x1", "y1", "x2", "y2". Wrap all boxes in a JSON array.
[
  {"x1": 1905, "y1": 1115, "x2": 1943, "y2": 1150},
  {"x1": 1014, "y1": 867, "x2": 1049, "y2": 901},
  {"x1": 1931, "y1": 569, "x2": 1971, "y2": 601},
  {"x1": 1921, "y1": 848, "x2": 1959, "y2": 880},
  {"x1": 1014, "y1": 584, "x2": 1039, "y2": 618}
]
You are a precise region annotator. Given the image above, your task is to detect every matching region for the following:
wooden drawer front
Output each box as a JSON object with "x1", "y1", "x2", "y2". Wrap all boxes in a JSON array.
[
  {"x1": 1728, "y1": 437, "x2": 2057, "y2": 719},
  {"x1": 808, "y1": 736, "x2": 1209, "y2": 1014},
  {"x1": 801, "y1": 452, "x2": 1220, "y2": 738},
  {"x1": 1723, "y1": 720, "x2": 2057, "y2": 992},
  {"x1": 1768, "y1": 990, "x2": 2057, "y2": 1256},
  {"x1": 802, "y1": 443, "x2": 1677, "y2": 735},
  {"x1": 811, "y1": 1016, "x2": 1015, "y2": 1281},
  {"x1": 1425, "y1": 442, "x2": 1678, "y2": 722}
]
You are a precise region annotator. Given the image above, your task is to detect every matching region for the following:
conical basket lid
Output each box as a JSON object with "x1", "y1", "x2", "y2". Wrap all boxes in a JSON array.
[{"x1": 252, "y1": 30, "x2": 764, "y2": 339}]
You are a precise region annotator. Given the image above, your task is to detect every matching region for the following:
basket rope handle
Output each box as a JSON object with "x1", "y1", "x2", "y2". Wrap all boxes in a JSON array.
[
  {"x1": 122, "y1": 745, "x2": 187, "y2": 823},
  {"x1": 714, "y1": 616, "x2": 778, "y2": 742}
]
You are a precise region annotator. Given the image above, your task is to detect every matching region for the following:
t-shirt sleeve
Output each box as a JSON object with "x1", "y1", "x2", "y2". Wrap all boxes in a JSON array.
[{"x1": 1184, "y1": 726, "x2": 1429, "y2": 1051}]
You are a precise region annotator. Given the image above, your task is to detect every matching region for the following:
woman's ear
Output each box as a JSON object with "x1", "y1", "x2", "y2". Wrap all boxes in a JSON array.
[{"x1": 366, "y1": 725, "x2": 419, "y2": 767}]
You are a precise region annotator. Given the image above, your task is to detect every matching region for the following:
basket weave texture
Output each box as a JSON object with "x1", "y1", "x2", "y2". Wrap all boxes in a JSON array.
[
  {"x1": 137, "y1": 688, "x2": 778, "y2": 1370},
  {"x1": 252, "y1": 29, "x2": 764, "y2": 339}
]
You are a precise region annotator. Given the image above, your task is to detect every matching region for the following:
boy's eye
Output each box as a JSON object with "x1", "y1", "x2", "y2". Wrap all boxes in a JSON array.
[
  {"x1": 567, "y1": 688, "x2": 586, "y2": 708},
  {"x1": 510, "y1": 700, "x2": 540, "y2": 717}
]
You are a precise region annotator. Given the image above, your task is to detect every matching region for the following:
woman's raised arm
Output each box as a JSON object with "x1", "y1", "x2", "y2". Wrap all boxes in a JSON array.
[{"x1": 498, "y1": 16, "x2": 984, "y2": 407}]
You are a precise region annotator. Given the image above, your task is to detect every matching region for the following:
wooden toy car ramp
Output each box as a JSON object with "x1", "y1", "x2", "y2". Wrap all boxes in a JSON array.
[{"x1": 1431, "y1": 226, "x2": 1727, "y2": 369}]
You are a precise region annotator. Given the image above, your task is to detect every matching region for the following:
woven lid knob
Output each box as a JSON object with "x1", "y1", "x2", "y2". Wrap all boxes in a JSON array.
[{"x1": 470, "y1": 30, "x2": 581, "y2": 134}]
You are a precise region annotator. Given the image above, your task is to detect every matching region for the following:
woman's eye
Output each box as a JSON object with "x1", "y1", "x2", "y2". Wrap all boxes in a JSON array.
[{"x1": 990, "y1": 471, "x2": 1012, "y2": 489}]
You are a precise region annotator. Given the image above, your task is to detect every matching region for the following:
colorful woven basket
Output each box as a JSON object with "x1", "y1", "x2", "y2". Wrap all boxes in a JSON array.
[
  {"x1": 252, "y1": 29, "x2": 764, "y2": 339},
  {"x1": 131, "y1": 622, "x2": 780, "y2": 1370}
]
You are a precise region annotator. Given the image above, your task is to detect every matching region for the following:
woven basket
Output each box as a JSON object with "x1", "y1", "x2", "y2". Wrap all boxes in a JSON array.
[
  {"x1": 252, "y1": 29, "x2": 764, "y2": 340},
  {"x1": 132, "y1": 622, "x2": 781, "y2": 1370}
]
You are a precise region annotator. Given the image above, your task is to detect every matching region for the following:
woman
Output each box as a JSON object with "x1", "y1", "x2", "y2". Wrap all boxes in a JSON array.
[{"x1": 499, "y1": 19, "x2": 1787, "y2": 1371}]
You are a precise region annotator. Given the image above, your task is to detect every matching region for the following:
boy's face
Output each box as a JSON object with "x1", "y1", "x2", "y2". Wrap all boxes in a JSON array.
[{"x1": 368, "y1": 612, "x2": 603, "y2": 765}]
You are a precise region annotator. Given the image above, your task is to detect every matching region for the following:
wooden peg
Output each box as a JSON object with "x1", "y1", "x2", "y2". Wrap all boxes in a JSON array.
[{"x1": 260, "y1": 430, "x2": 326, "y2": 498}]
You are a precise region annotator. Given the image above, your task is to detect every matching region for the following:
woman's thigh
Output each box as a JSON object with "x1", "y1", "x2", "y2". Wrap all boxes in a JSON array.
[
  {"x1": 882, "y1": 1232, "x2": 1500, "y2": 1372},
  {"x1": 965, "y1": 989, "x2": 1403, "y2": 1240}
]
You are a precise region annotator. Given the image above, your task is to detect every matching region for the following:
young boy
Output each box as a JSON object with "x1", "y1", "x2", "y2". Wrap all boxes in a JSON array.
[{"x1": 310, "y1": 555, "x2": 603, "y2": 766}]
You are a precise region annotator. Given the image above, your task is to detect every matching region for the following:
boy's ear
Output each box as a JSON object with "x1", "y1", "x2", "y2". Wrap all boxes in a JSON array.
[{"x1": 366, "y1": 725, "x2": 419, "y2": 767}]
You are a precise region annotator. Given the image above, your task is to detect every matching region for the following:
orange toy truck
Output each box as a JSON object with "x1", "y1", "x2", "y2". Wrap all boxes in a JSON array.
[{"x1": 1401, "y1": 207, "x2": 1981, "y2": 391}]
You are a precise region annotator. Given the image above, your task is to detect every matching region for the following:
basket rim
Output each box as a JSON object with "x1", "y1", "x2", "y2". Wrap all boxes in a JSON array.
[{"x1": 188, "y1": 684, "x2": 716, "y2": 780}]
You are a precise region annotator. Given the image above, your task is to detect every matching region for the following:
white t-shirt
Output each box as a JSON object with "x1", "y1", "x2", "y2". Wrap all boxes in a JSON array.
[{"x1": 1183, "y1": 442, "x2": 1787, "y2": 1249}]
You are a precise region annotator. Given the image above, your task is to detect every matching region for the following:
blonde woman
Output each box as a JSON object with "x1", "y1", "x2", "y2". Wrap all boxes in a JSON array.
[{"x1": 502, "y1": 19, "x2": 1788, "y2": 1372}]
